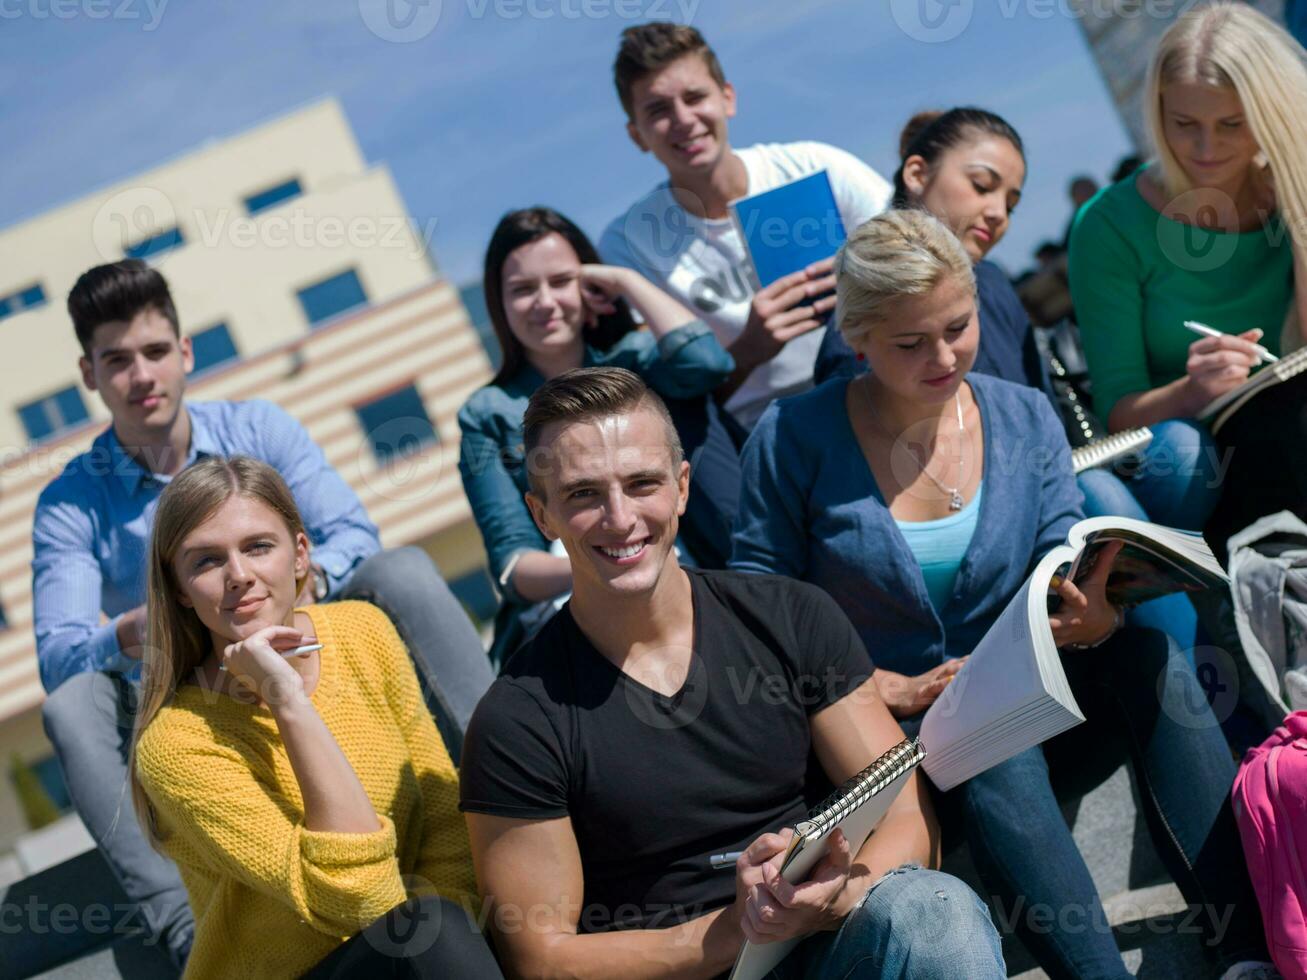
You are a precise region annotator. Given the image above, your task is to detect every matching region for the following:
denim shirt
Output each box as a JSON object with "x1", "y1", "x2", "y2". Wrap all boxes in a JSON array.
[
  {"x1": 457, "y1": 322, "x2": 732, "y2": 603},
  {"x1": 730, "y1": 373, "x2": 1083, "y2": 675},
  {"x1": 31, "y1": 400, "x2": 380, "y2": 692}
]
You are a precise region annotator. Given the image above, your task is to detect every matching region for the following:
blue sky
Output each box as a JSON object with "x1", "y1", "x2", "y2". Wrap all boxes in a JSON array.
[{"x1": 0, "y1": 0, "x2": 1135, "y2": 286}]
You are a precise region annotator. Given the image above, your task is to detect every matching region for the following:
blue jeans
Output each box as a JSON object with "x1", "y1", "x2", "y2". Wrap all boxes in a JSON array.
[
  {"x1": 1076, "y1": 467, "x2": 1200, "y2": 653},
  {"x1": 939, "y1": 627, "x2": 1264, "y2": 979},
  {"x1": 1118, "y1": 418, "x2": 1223, "y2": 532},
  {"x1": 770, "y1": 865, "x2": 1005, "y2": 979},
  {"x1": 42, "y1": 671, "x2": 194, "y2": 967}
]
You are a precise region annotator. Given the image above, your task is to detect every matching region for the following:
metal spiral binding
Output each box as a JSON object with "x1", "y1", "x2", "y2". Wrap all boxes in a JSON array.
[
  {"x1": 1272, "y1": 345, "x2": 1307, "y2": 382},
  {"x1": 795, "y1": 738, "x2": 925, "y2": 839},
  {"x1": 1070, "y1": 426, "x2": 1152, "y2": 473}
]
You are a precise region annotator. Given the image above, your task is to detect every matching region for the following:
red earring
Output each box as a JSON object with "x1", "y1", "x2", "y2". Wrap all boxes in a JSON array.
[{"x1": 855, "y1": 352, "x2": 865, "y2": 362}]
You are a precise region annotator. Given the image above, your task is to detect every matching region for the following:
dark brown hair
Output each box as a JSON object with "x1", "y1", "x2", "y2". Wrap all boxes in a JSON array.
[
  {"x1": 613, "y1": 22, "x2": 728, "y2": 120},
  {"x1": 68, "y1": 259, "x2": 180, "y2": 355},
  {"x1": 892, "y1": 107, "x2": 1025, "y2": 208},
  {"x1": 483, "y1": 208, "x2": 635, "y2": 386},
  {"x1": 522, "y1": 367, "x2": 683, "y2": 497}
]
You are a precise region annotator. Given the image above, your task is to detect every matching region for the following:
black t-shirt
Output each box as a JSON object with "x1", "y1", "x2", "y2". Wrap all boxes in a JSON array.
[{"x1": 459, "y1": 569, "x2": 874, "y2": 932}]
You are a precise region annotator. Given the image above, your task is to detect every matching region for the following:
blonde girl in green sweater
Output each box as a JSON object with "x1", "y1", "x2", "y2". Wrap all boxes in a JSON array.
[
  {"x1": 1069, "y1": 3, "x2": 1307, "y2": 532},
  {"x1": 129, "y1": 456, "x2": 501, "y2": 979}
]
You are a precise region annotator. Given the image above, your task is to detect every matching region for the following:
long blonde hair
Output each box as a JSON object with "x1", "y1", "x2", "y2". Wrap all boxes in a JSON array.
[
  {"x1": 1145, "y1": 3, "x2": 1307, "y2": 349},
  {"x1": 835, "y1": 208, "x2": 976, "y2": 351},
  {"x1": 129, "y1": 456, "x2": 309, "y2": 846}
]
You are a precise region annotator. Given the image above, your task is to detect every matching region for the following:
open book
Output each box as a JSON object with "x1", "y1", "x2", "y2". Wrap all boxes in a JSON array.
[
  {"x1": 729, "y1": 738, "x2": 925, "y2": 980},
  {"x1": 1071, "y1": 427, "x2": 1152, "y2": 474},
  {"x1": 919, "y1": 517, "x2": 1227, "y2": 792},
  {"x1": 1200, "y1": 345, "x2": 1307, "y2": 436}
]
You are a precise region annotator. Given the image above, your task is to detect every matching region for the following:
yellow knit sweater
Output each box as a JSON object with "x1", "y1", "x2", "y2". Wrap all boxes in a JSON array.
[{"x1": 135, "y1": 601, "x2": 478, "y2": 980}]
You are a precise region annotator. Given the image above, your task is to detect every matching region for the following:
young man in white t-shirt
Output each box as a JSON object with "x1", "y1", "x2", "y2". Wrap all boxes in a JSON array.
[{"x1": 599, "y1": 22, "x2": 893, "y2": 427}]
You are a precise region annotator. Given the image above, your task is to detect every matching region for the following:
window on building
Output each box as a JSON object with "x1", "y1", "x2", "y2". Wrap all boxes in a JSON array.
[
  {"x1": 297, "y1": 269, "x2": 368, "y2": 328},
  {"x1": 355, "y1": 385, "x2": 438, "y2": 464},
  {"x1": 0, "y1": 282, "x2": 48, "y2": 321},
  {"x1": 18, "y1": 385, "x2": 89, "y2": 443},
  {"x1": 190, "y1": 322, "x2": 240, "y2": 376},
  {"x1": 124, "y1": 226, "x2": 185, "y2": 260},
  {"x1": 244, "y1": 177, "x2": 303, "y2": 216},
  {"x1": 448, "y1": 568, "x2": 499, "y2": 629}
]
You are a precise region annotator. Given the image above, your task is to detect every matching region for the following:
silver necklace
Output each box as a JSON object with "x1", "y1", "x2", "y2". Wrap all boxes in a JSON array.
[{"x1": 864, "y1": 381, "x2": 967, "y2": 511}]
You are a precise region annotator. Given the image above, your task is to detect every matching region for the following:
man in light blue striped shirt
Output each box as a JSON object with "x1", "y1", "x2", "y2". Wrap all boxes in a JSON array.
[{"x1": 31, "y1": 260, "x2": 492, "y2": 968}]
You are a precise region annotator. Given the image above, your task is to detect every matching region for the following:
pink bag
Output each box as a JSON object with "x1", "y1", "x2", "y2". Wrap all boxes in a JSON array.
[{"x1": 1233, "y1": 710, "x2": 1307, "y2": 979}]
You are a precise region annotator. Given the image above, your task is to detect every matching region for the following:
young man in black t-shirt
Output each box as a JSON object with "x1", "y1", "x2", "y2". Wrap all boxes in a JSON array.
[{"x1": 459, "y1": 367, "x2": 1004, "y2": 979}]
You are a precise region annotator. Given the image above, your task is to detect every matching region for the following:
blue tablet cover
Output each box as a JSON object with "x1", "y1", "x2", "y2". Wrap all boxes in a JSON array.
[{"x1": 729, "y1": 170, "x2": 846, "y2": 289}]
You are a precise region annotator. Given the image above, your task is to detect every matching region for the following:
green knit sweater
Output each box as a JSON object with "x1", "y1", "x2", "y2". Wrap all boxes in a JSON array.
[{"x1": 1068, "y1": 167, "x2": 1294, "y2": 422}]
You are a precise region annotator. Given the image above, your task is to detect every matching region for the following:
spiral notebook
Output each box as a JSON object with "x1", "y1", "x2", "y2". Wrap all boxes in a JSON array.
[
  {"x1": 1071, "y1": 426, "x2": 1153, "y2": 474},
  {"x1": 728, "y1": 738, "x2": 926, "y2": 980},
  {"x1": 1200, "y1": 344, "x2": 1307, "y2": 435}
]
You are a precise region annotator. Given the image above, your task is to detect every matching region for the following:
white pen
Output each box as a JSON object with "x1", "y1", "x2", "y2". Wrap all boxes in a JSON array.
[
  {"x1": 709, "y1": 850, "x2": 744, "y2": 870},
  {"x1": 1183, "y1": 320, "x2": 1279, "y2": 363},
  {"x1": 281, "y1": 642, "x2": 323, "y2": 659},
  {"x1": 219, "y1": 642, "x2": 322, "y2": 672}
]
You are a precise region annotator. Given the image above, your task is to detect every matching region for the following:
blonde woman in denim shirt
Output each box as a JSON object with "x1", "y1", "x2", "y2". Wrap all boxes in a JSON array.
[
  {"x1": 459, "y1": 208, "x2": 737, "y2": 664},
  {"x1": 733, "y1": 209, "x2": 1270, "y2": 980}
]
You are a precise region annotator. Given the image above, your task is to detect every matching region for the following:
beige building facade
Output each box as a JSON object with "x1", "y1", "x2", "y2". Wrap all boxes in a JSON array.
[{"x1": 0, "y1": 99, "x2": 494, "y2": 856}]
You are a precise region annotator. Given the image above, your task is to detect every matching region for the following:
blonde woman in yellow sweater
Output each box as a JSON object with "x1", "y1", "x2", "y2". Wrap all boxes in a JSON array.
[{"x1": 128, "y1": 456, "x2": 501, "y2": 979}]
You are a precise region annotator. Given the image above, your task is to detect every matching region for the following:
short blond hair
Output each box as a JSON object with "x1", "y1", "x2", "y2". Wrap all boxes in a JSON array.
[{"x1": 835, "y1": 209, "x2": 976, "y2": 351}]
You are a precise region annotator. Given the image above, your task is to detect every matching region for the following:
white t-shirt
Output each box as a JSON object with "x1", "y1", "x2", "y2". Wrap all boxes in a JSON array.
[{"x1": 599, "y1": 141, "x2": 893, "y2": 427}]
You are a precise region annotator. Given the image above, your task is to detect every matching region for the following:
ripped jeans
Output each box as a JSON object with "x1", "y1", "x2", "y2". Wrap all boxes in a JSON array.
[{"x1": 769, "y1": 864, "x2": 1006, "y2": 979}]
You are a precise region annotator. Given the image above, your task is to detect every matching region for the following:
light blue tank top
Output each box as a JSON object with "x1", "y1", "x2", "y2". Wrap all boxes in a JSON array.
[{"x1": 894, "y1": 484, "x2": 983, "y2": 612}]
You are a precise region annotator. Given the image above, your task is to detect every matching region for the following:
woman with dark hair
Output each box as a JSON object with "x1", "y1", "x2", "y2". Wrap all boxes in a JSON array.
[
  {"x1": 815, "y1": 108, "x2": 1046, "y2": 396},
  {"x1": 814, "y1": 107, "x2": 1199, "y2": 648},
  {"x1": 458, "y1": 208, "x2": 738, "y2": 663}
]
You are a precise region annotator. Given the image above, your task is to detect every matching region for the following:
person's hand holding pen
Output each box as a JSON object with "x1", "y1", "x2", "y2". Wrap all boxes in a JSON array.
[
  {"x1": 718, "y1": 827, "x2": 856, "y2": 945},
  {"x1": 1180, "y1": 320, "x2": 1272, "y2": 414}
]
